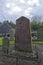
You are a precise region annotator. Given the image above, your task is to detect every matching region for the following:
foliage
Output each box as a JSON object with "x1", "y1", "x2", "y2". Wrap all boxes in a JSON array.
[
  {"x1": 9, "y1": 21, "x2": 16, "y2": 28},
  {"x1": 31, "y1": 21, "x2": 39, "y2": 30},
  {"x1": 31, "y1": 20, "x2": 43, "y2": 30}
]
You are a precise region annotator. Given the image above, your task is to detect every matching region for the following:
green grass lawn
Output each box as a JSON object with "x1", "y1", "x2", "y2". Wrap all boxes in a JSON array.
[
  {"x1": 0, "y1": 37, "x2": 3, "y2": 46},
  {"x1": 0, "y1": 37, "x2": 43, "y2": 46},
  {"x1": 10, "y1": 40, "x2": 15, "y2": 45},
  {"x1": 32, "y1": 40, "x2": 43, "y2": 44}
]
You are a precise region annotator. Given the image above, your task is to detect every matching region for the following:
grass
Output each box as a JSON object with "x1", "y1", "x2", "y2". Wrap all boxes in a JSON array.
[
  {"x1": 0, "y1": 37, "x2": 43, "y2": 46},
  {"x1": 32, "y1": 40, "x2": 43, "y2": 44},
  {"x1": 10, "y1": 40, "x2": 15, "y2": 45},
  {"x1": 0, "y1": 37, "x2": 3, "y2": 46}
]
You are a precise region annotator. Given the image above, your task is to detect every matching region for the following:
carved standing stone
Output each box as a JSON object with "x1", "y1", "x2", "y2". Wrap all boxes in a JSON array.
[{"x1": 15, "y1": 16, "x2": 32, "y2": 52}]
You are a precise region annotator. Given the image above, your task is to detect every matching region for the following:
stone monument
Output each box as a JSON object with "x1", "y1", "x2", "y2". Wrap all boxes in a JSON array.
[
  {"x1": 2, "y1": 36, "x2": 9, "y2": 54},
  {"x1": 15, "y1": 16, "x2": 32, "y2": 52}
]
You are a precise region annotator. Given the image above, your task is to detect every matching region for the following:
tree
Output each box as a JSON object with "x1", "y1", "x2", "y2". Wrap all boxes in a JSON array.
[
  {"x1": 0, "y1": 22, "x2": 2, "y2": 26},
  {"x1": 9, "y1": 21, "x2": 16, "y2": 28},
  {"x1": 31, "y1": 16, "x2": 42, "y2": 30},
  {"x1": 31, "y1": 21, "x2": 39, "y2": 30},
  {"x1": 3, "y1": 20, "x2": 9, "y2": 24}
]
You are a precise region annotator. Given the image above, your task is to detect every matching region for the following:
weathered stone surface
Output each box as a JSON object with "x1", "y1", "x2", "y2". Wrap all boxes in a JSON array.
[
  {"x1": 15, "y1": 16, "x2": 32, "y2": 52},
  {"x1": 2, "y1": 36, "x2": 9, "y2": 54}
]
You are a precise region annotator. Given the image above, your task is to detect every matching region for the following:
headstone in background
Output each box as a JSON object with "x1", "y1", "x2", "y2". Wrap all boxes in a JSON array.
[
  {"x1": 37, "y1": 28, "x2": 43, "y2": 40},
  {"x1": 2, "y1": 36, "x2": 9, "y2": 54},
  {"x1": 9, "y1": 29, "x2": 15, "y2": 40},
  {"x1": 15, "y1": 16, "x2": 32, "y2": 52}
]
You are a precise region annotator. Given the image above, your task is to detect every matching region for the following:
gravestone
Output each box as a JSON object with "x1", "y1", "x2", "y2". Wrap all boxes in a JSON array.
[
  {"x1": 2, "y1": 36, "x2": 9, "y2": 54},
  {"x1": 15, "y1": 16, "x2": 32, "y2": 52},
  {"x1": 37, "y1": 28, "x2": 43, "y2": 40},
  {"x1": 9, "y1": 29, "x2": 15, "y2": 40}
]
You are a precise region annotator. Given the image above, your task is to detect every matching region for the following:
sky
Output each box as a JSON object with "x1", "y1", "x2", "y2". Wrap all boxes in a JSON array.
[{"x1": 0, "y1": 0, "x2": 43, "y2": 23}]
